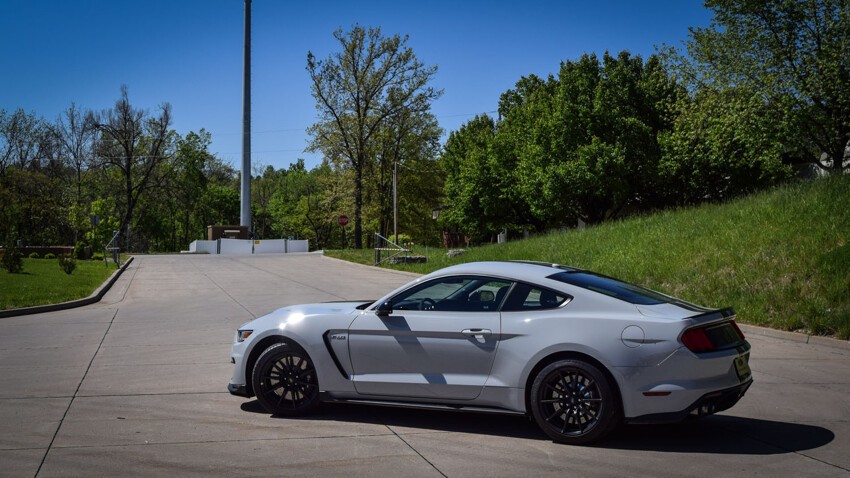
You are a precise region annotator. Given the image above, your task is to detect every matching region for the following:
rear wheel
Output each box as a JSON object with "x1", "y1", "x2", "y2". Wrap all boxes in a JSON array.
[
  {"x1": 252, "y1": 342, "x2": 320, "y2": 416},
  {"x1": 530, "y1": 359, "x2": 620, "y2": 445}
]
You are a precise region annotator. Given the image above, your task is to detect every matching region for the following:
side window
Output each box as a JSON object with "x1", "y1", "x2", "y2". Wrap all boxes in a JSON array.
[
  {"x1": 467, "y1": 280, "x2": 512, "y2": 311},
  {"x1": 391, "y1": 276, "x2": 512, "y2": 312},
  {"x1": 502, "y1": 283, "x2": 569, "y2": 312}
]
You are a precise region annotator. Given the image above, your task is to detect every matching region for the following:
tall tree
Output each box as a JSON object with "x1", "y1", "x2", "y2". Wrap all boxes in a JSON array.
[
  {"x1": 171, "y1": 130, "x2": 215, "y2": 246},
  {"x1": 683, "y1": 0, "x2": 850, "y2": 171},
  {"x1": 0, "y1": 108, "x2": 50, "y2": 173},
  {"x1": 93, "y1": 86, "x2": 173, "y2": 250},
  {"x1": 496, "y1": 52, "x2": 681, "y2": 225},
  {"x1": 372, "y1": 107, "x2": 443, "y2": 242},
  {"x1": 441, "y1": 114, "x2": 520, "y2": 237},
  {"x1": 53, "y1": 103, "x2": 98, "y2": 202},
  {"x1": 306, "y1": 25, "x2": 442, "y2": 248}
]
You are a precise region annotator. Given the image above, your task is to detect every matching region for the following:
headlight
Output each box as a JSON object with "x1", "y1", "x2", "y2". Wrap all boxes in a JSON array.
[{"x1": 236, "y1": 329, "x2": 253, "y2": 342}]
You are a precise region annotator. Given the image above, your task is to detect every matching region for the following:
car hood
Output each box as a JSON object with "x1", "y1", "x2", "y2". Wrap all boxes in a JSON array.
[{"x1": 247, "y1": 301, "x2": 371, "y2": 329}]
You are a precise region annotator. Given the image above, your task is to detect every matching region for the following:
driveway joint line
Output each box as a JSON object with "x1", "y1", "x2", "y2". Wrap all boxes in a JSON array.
[
  {"x1": 227, "y1": 255, "x2": 349, "y2": 301},
  {"x1": 74, "y1": 391, "x2": 230, "y2": 398},
  {"x1": 45, "y1": 433, "x2": 399, "y2": 450},
  {"x1": 34, "y1": 308, "x2": 120, "y2": 478},
  {"x1": 385, "y1": 427, "x2": 447, "y2": 477},
  {"x1": 188, "y1": 258, "x2": 257, "y2": 319}
]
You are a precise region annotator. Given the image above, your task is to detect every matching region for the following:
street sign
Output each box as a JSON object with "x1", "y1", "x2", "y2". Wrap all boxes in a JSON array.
[{"x1": 338, "y1": 215, "x2": 349, "y2": 227}]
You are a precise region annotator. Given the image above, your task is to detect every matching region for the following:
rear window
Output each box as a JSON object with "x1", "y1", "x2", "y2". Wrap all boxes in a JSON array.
[{"x1": 547, "y1": 271, "x2": 672, "y2": 305}]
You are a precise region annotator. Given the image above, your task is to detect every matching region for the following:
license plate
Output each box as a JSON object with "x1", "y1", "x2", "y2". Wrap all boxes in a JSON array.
[{"x1": 734, "y1": 355, "x2": 751, "y2": 382}]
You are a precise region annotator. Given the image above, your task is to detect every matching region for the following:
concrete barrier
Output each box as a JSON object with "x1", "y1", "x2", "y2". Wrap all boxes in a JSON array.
[
  {"x1": 219, "y1": 239, "x2": 253, "y2": 254},
  {"x1": 287, "y1": 240, "x2": 309, "y2": 253},
  {"x1": 253, "y1": 239, "x2": 287, "y2": 254},
  {"x1": 187, "y1": 238, "x2": 309, "y2": 254},
  {"x1": 189, "y1": 240, "x2": 218, "y2": 254}
]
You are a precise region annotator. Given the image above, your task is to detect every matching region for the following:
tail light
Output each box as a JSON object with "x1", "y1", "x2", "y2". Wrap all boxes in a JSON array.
[{"x1": 681, "y1": 320, "x2": 745, "y2": 353}]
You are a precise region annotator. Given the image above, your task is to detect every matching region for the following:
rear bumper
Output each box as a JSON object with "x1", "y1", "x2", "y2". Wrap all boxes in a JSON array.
[{"x1": 626, "y1": 378, "x2": 752, "y2": 424}]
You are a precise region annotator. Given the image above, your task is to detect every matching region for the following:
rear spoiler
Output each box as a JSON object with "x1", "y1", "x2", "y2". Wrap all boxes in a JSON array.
[{"x1": 687, "y1": 307, "x2": 736, "y2": 323}]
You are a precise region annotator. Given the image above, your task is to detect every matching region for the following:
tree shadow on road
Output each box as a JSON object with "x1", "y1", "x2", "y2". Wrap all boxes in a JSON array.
[{"x1": 241, "y1": 400, "x2": 833, "y2": 454}]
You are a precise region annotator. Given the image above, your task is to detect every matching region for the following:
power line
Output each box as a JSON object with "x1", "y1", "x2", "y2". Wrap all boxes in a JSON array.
[{"x1": 205, "y1": 111, "x2": 498, "y2": 138}]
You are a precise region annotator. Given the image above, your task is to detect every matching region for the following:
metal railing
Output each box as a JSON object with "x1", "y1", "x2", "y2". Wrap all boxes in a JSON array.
[
  {"x1": 373, "y1": 232, "x2": 410, "y2": 265},
  {"x1": 105, "y1": 230, "x2": 121, "y2": 267}
]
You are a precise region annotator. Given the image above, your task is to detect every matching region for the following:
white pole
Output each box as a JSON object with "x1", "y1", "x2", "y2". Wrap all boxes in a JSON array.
[{"x1": 240, "y1": 0, "x2": 252, "y2": 231}]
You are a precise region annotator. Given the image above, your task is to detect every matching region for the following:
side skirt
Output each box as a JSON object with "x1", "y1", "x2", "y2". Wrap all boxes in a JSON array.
[{"x1": 319, "y1": 393, "x2": 527, "y2": 416}]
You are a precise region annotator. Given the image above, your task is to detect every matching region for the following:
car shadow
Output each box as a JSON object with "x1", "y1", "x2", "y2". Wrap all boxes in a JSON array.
[
  {"x1": 602, "y1": 415, "x2": 834, "y2": 454},
  {"x1": 240, "y1": 401, "x2": 833, "y2": 454}
]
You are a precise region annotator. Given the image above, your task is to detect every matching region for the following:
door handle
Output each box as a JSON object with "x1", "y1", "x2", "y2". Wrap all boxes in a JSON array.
[{"x1": 462, "y1": 328, "x2": 492, "y2": 336}]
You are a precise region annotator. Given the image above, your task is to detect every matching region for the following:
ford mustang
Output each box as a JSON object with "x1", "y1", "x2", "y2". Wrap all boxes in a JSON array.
[{"x1": 228, "y1": 261, "x2": 752, "y2": 444}]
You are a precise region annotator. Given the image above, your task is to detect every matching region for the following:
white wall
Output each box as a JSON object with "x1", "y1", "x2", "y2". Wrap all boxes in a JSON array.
[
  {"x1": 188, "y1": 238, "x2": 309, "y2": 254},
  {"x1": 189, "y1": 240, "x2": 218, "y2": 254},
  {"x1": 253, "y1": 239, "x2": 287, "y2": 254},
  {"x1": 219, "y1": 239, "x2": 253, "y2": 254},
  {"x1": 287, "y1": 240, "x2": 309, "y2": 253}
]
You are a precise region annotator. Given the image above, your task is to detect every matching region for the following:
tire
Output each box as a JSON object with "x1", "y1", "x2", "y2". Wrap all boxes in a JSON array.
[
  {"x1": 251, "y1": 342, "x2": 320, "y2": 416},
  {"x1": 529, "y1": 359, "x2": 620, "y2": 445}
]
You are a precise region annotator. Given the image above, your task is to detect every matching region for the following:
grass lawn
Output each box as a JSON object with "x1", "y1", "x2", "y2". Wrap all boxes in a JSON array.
[
  {"x1": 326, "y1": 175, "x2": 850, "y2": 339},
  {"x1": 0, "y1": 258, "x2": 119, "y2": 310}
]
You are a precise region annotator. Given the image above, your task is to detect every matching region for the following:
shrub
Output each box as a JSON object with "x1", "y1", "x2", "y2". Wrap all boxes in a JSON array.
[
  {"x1": 44, "y1": 253, "x2": 57, "y2": 259},
  {"x1": 29, "y1": 252, "x2": 41, "y2": 259},
  {"x1": 74, "y1": 240, "x2": 92, "y2": 260},
  {"x1": 1, "y1": 244, "x2": 24, "y2": 273},
  {"x1": 58, "y1": 254, "x2": 77, "y2": 275},
  {"x1": 92, "y1": 253, "x2": 104, "y2": 261}
]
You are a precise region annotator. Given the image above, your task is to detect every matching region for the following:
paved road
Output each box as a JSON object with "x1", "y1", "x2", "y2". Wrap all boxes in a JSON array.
[{"x1": 1, "y1": 254, "x2": 848, "y2": 477}]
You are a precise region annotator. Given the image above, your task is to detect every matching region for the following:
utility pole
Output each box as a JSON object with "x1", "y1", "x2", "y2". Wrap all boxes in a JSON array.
[
  {"x1": 393, "y1": 159, "x2": 398, "y2": 245},
  {"x1": 240, "y1": 0, "x2": 252, "y2": 231}
]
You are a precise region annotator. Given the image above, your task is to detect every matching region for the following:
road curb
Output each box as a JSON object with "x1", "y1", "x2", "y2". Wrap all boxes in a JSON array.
[
  {"x1": 318, "y1": 252, "x2": 422, "y2": 279},
  {"x1": 0, "y1": 256, "x2": 134, "y2": 318},
  {"x1": 739, "y1": 323, "x2": 850, "y2": 351}
]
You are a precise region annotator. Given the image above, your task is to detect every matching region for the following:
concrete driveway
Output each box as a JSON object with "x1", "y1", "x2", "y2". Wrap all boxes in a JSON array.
[{"x1": 1, "y1": 254, "x2": 848, "y2": 477}]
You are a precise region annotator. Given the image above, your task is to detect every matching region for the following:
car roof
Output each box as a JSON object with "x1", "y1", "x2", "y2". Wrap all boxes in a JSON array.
[{"x1": 421, "y1": 261, "x2": 582, "y2": 284}]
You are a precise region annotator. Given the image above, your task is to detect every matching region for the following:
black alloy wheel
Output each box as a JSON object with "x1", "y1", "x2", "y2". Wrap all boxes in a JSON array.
[
  {"x1": 530, "y1": 359, "x2": 620, "y2": 444},
  {"x1": 252, "y1": 342, "x2": 320, "y2": 416}
]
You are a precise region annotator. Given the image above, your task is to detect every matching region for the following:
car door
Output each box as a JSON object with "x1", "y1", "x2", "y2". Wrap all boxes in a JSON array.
[{"x1": 347, "y1": 276, "x2": 512, "y2": 400}]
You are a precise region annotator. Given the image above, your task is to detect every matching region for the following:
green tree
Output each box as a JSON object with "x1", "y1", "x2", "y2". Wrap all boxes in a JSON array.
[
  {"x1": 498, "y1": 52, "x2": 681, "y2": 226},
  {"x1": 441, "y1": 114, "x2": 523, "y2": 239},
  {"x1": 307, "y1": 25, "x2": 442, "y2": 248},
  {"x1": 252, "y1": 163, "x2": 280, "y2": 239},
  {"x1": 658, "y1": 87, "x2": 793, "y2": 203},
  {"x1": 682, "y1": 0, "x2": 850, "y2": 171},
  {"x1": 0, "y1": 168, "x2": 67, "y2": 246},
  {"x1": 86, "y1": 197, "x2": 121, "y2": 252},
  {"x1": 371, "y1": 107, "x2": 443, "y2": 244}
]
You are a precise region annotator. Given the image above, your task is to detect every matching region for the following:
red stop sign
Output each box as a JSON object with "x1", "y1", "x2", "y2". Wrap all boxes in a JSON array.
[{"x1": 338, "y1": 215, "x2": 349, "y2": 226}]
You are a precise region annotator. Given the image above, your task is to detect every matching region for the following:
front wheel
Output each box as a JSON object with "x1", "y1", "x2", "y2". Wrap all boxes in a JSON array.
[
  {"x1": 251, "y1": 342, "x2": 320, "y2": 416},
  {"x1": 529, "y1": 359, "x2": 620, "y2": 445}
]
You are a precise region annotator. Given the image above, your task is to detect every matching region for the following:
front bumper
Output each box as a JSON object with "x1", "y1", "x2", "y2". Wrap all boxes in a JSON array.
[
  {"x1": 626, "y1": 378, "x2": 753, "y2": 424},
  {"x1": 227, "y1": 383, "x2": 251, "y2": 397}
]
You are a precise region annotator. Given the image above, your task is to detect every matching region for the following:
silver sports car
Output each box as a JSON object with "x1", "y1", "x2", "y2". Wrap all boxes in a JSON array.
[{"x1": 228, "y1": 261, "x2": 752, "y2": 444}]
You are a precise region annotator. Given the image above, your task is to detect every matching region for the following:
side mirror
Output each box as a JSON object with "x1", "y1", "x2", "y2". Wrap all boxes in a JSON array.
[{"x1": 376, "y1": 300, "x2": 393, "y2": 317}]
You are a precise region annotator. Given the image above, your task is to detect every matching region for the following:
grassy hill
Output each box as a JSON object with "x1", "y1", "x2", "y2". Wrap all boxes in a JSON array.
[{"x1": 327, "y1": 175, "x2": 850, "y2": 339}]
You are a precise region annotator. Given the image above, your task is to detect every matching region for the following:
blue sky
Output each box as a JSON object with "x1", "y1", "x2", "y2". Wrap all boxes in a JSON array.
[{"x1": 0, "y1": 0, "x2": 711, "y2": 171}]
